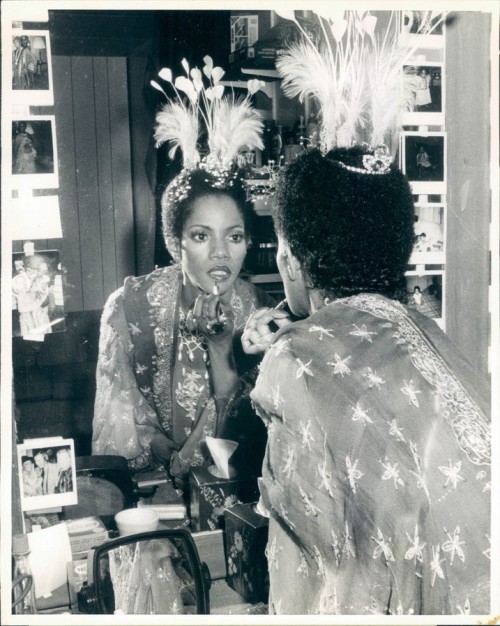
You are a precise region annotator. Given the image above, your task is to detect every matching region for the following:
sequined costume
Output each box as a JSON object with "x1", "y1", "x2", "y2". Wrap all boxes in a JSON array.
[
  {"x1": 251, "y1": 293, "x2": 490, "y2": 615},
  {"x1": 92, "y1": 265, "x2": 272, "y2": 483}
]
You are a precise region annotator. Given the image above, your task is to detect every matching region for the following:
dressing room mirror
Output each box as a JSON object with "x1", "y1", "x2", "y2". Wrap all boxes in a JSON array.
[{"x1": 79, "y1": 529, "x2": 210, "y2": 615}]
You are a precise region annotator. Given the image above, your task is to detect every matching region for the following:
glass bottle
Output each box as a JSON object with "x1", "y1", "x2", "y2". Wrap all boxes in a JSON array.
[{"x1": 12, "y1": 533, "x2": 37, "y2": 615}]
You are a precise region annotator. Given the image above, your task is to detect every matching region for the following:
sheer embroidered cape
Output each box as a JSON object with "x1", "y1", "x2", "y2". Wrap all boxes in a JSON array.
[
  {"x1": 92, "y1": 265, "x2": 272, "y2": 481},
  {"x1": 251, "y1": 293, "x2": 490, "y2": 615}
]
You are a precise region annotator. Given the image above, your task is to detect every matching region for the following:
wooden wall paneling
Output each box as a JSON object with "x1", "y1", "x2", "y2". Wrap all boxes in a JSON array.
[
  {"x1": 93, "y1": 57, "x2": 119, "y2": 301},
  {"x1": 71, "y1": 56, "x2": 105, "y2": 311},
  {"x1": 445, "y1": 12, "x2": 491, "y2": 376},
  {"x1": 107, "y1": 57, "x2": 136, "y2": 286},
  {"x1": 52, "y1": 55, "x2": 84, "y2": 312}
]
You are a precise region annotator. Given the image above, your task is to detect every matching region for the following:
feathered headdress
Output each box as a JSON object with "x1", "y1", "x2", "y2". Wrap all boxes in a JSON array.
[
  {"x1": 274, "y1": 9, "x2": 446, "y2": 173},
  {"x1": 152, "y1": 55, "x2": 264, "y2": 187}
]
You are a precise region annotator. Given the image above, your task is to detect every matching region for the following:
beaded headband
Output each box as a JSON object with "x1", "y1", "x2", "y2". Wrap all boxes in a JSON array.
[
  {"x1": 274, "y1": 10, "x2": 446, "y2": 171},
  {"x1": 152, "y1": 55, "x2": 264, "y2": 199}
]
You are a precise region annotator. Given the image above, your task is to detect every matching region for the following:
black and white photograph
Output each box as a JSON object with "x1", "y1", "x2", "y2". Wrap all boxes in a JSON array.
[
  {"x1": 11, "y1": 29, "x2": 53, "y2": 105},
  {"x1": 401, "y1": 131, "x2": 446, "y2": 195},
  {"x1": 2, "y1": 3, "x2": 497, "y2": 622},
  {"x1": 11, "y1": 116, "x2": 58, "y2": 188},
  {"x1": 405, "y1": 271, "x2": 444, "y2": 323},
  {"x1": 17, "y1": 438, "x2": 77, "y2": 512},
  {"x1": 401, "y1": 10, "x2": 446, "y2": 49},
  {"x1": 12, "y1": 250, "x2": 66, "y2": 339},
  {"x1": 410, "y1": 203, "x2": 445, "y2": 264},
  {"x1": 402, "y1": 63, "x2": 444, "y2": 126}
]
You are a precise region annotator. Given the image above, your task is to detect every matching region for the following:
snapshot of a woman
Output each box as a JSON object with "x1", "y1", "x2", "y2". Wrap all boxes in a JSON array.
[
  {"x1": 92, "y1": 60, "x2": 272, "y2": 492},
  {"x1": 242, "y1": 11, "x2": 490, "y2": 616}
]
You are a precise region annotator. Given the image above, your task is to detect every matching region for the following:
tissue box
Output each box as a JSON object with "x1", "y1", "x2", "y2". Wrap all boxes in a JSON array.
[
  {"x1": 189, "y1": 467, "x2": 259, "y2": 532},
  {"x1": 65, "y1": 515, "x2": 109, "y2": 558},
  {"x1": 224, "y1": 503, "x2": 269, "y2": 603}
]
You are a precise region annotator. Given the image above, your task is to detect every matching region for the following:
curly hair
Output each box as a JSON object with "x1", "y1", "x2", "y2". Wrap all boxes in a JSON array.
[
  {"x1": 161, "y1": 167, "x2": 255, "y2": 244},
  {"x1": 273, "y1": 146, "x2": 415, "y2": 302}
]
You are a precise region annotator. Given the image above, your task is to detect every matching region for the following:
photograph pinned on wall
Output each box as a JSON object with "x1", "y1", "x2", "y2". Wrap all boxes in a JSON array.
[
  {"x1": 410, "y1": 204, "x2": 445, "y2": 264},
  {"x1": 17, "y1": 437, "x2": 77, "y2": 512},
  {"x1": 400, "y1": 10, "x2": 446, "y2": 49},
  {"x1": 405, "y1": 271, "x2": 444, "y2": 325},
  {"x1": 401, "y1": 132, "x2": 446, "y2": 195},
  {"x1": 230, "y1": 14, "x2": 258, "y2": 53},
  {"x1": 11, "y1": 115, "x2": 58, "y2": 189},
  {"x1": 402, "y1": 63, "x2": 444, "y2": 126},
  {"x1": 11, "y1": 30, "x2": 53, "y2": 105},
  {"x1": 12, "y1": 249, "x2": 66, "y2": 340}
]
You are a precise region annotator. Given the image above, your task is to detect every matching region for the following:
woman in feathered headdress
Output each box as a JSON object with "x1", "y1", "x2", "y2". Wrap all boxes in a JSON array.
[
  {"x1": 92, "y1": 56, "x2": 288, "y2": 492},
  {"x1": 243, "y1": 10, "x2": 490, "y2": 615}
]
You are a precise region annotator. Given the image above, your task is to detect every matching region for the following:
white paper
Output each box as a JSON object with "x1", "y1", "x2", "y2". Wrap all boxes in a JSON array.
[
  {"x1": 27, "y1": 523, "x2": 72, "y2": 599},
  {"x1": 11, "y1": 195, "x2": 62, "y2": 240}
]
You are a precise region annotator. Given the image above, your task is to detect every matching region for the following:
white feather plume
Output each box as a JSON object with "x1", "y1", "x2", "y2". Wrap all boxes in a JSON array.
[
  {"x1": 154, "y1": 101, "x2": 200, "y2": 166},
  {"x1": 209, "y1": 97, "x2": 264, "y2": 163}
]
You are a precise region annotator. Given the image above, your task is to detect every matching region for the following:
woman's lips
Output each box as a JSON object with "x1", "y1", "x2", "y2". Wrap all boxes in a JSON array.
[{"x1": 208, "y1": 266, "x2": 231, "y2": 281}]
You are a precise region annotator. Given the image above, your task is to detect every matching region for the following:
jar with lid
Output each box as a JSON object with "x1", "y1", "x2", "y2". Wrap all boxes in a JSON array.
[{"x1": 12, "y1": 533, "x2": 37, "y2": 614}]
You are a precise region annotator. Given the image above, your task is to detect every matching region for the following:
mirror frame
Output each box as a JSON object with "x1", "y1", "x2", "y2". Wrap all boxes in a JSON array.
[{"x1": 86, "y1": 528, "x2": 210, "y2": 615}]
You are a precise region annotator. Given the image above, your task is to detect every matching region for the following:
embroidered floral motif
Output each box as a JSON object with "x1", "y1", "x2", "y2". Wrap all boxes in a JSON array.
[
  {"x1": 401, "y1": 379, "x2": 422, "y2": 407},
  {"x1": 430, "y1": 544, "x2": 445, "y2": 586},
  {"x1": 296, "y1": 358, "x2": 314, "y2": 378},
  {"x1": 312, "y1": 545, "x2": 327, "y2": 576},
  {"x1": 351, "y1": 402, "x2": 374, "y2": 425},
  {"x1": 404, "y1": 524, "x2": 426, "y2": 564},
  {"x1": 327, "y1": 353, "x2": 351, "y2": 377},
  {"x1": 349, "y1": 323, "x2": 377, "y2": 343},
  {"x1": 372, "y1": 527, "x2": 395, "y2": 562},
  {"x1": 309, "y1": 325, "x2": 335, "y2": 340},
  {"x1": 380, "y1": 457, "x2": 404, "y2": 489},
  {"x1": 388, "y1": 419, "x2": 406, "y2": 443},
  {"x1": 318, "y1": 458, "x2": 335, "y2": 497},
  {"x1": 300, "y1": 419, "x2": 315, "y2": 450},
  {"x1": 364, "y1": 367, "x2": 385, "y2": 390},
  {"x1": 271, "y1": 385, "x2": 284, "y2": 410},
  {"x1": 438, "y1": 460, "x2": 465, "y2": 489},
  {"x1": 345, "y1": 456, "x2": 364, "y2": 494},
  {"x1": 299, "y1": 485, "x2": 322, "y2": 516},
  {"x1": 296, "y1": 551, "x2": 309, "y2": 577},
  {"x1": 442, "y1": 526, "x2": 465, "y2": 564},
  {"x1": 271, "y1": 337, "x2": 292, "y2": 355},
  {"x1": 282, "y1": 447, "x2": 295, "y2": 477},
  {"x1": 175, "y1": 368, "x2": 205, "y2": 427},
  {"x1": 342, "y1": 294, "x2": 491, "y2": 466}
]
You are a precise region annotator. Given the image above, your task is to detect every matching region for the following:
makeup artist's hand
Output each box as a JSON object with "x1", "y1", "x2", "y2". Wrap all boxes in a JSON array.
[
  {"x1": 241, "y1": 306, "x2": 292, "y2": 355},
  {"x1": 185, "y1": 286, "x2": 234, "y2": 344}
]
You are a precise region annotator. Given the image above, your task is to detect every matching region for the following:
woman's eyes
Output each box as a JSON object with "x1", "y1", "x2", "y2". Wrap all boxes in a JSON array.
[{"x1": 189, "y1": 231, "x2": 245, "y2": 243}]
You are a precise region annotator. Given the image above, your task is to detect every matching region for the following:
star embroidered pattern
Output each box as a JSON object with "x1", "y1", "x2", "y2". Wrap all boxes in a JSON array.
[
  {"x1": 296, "y1": 551, "x2": 309, "y2": 577},
  {"x1": 380, "y1": 457, "x2": 404, "y2": 489},
  {"x1": 350, "y1": 323, "x2": 377, "y2": 343},
  {"x1": 438, "y1": 460, "x2": 465, "y2": 489},
  {"x1": 309, "y1": 325, "x2": 335, "y2": 340},
  {"x1": 346, "y1": 456, "x2": 364, "y2": 494},
  {"x1": 442, "y1": 526, "x2": 465, "y2": 564},
  {"x1": 300, "y1": 419, "x2": 315, "y2": 450},
  {"x1": 388, "y1": 419, "x2": 406, "y2": 442},
  {"x1": 404, "y1": 524, "x2": 426, "y2": 564},
  {"x1": 401, "y1": 379, "x2": 422, "y2": 407},
  {"x1": 296, "y1": 358, "x2": 313, "y2": 378},
  {"x1": 351, "y1": 402, "x2": 374, "y2": 425},
  {"x1": 312, "y1": 545, "x2": 327, "y2": 576},
  {"x1": 128, "y1": 322, "x2": 142, "y2": 336},
  {"x1": 317, "y1": 458, "x2": 335, "y2": 497},
  {"x1": 372, "y1": 528, "x2": 395, "y2": 562},
  {"x1": 364, "y1": 367, "x2": 385, "y2": 390},
  {"x1": 135, "y1": 363, "x2": 148, "y2": 375},
  {"x1": 271, "y1": 337, "x2": 292, "y2": 355},
  {"x1": 299, "y1": 485, "x2": 322, "y2": 516},
  {"x1": 327, "y1": 353, "x2": 351, "y2": 377},
  {"x1": 430, "y1": 544, "x2": 445, "y2": 586}
]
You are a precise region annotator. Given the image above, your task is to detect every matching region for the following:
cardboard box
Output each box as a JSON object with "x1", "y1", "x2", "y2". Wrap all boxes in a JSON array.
[
  {"x1": 189, "y1": 467, "x2": 259, "y2": 532},
  {"x1": 65, "y1": 515, "x2": 109, "y2": 558},
  {"x1": 224, "y1": 502, "x2": 269, "y2": 603}
]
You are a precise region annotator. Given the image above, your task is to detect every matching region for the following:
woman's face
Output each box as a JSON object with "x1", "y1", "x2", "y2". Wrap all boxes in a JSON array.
[
  {"x1": 178, "y1": 194, "x2": 248, "y2": 299},
  {"x1": 276, "y1": 234, "x2": 310, "y2": 317}
]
